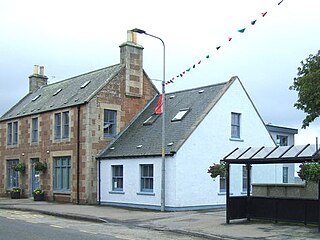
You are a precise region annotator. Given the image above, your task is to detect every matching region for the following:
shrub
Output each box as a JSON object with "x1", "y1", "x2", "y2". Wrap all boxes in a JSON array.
[
  {"x1": 297, "y1": 162, "x2": 320, "y2": 183},
  {"x1": 208, "y1": 163, "x2": 226, "y2": 179},
  {"x1": 13, "y1": 163, "x2": 25, "y2": 173}
]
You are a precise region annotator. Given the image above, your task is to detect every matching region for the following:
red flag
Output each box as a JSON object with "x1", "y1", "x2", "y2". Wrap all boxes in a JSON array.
[{"x1": 155, "y1": 94, "x2": 163, "y2": 114}]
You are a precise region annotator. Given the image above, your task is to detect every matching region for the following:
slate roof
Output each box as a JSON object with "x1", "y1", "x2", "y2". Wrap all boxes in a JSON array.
[
  {"x1": 97, "y1": 77, "x2": 237, "y2": 159},
  {"x1": 0, "y1": 64, "x2": 123, "y2": 121}
]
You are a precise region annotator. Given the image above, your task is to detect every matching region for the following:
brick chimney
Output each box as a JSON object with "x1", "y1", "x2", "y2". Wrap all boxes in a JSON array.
[
  {"x1": 29, "y1": 65, "x2": 48, "y2": 92},
  {"x1": 119, "y1": 30, "x2": 144, "y2": 97}
]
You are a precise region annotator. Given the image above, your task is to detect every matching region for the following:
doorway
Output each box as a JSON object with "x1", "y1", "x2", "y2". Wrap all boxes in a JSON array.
[{"x1": 31, "y1": 158, "x2": 40, "y2": 192}]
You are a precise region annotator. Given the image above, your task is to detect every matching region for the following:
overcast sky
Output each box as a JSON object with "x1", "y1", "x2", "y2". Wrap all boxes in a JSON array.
[{"x1": 1, "y1": 0, "x2": 319, "y2": 144}]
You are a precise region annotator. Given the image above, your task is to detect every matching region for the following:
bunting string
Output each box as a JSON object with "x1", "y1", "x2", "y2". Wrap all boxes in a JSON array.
[{"x1": 165, "y1": 0, "x2": 285, "y2": 86}]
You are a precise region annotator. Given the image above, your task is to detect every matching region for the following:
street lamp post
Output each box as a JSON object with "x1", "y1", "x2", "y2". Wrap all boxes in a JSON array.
[{"x1": 131, "y1": 28, "x2": 166, "y2": 212}]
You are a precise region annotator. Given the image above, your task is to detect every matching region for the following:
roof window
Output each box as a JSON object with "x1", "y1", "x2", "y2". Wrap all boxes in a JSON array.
[
  {"x1": 198, "y1": 90, "x2": 204, "y2": 94},
  {"x1": 169, "y1": 95, "x2": 175, "y2": 99},
  {"x1": 137, "y1": 144, "x2": 143, "y2": 149},
  {"x1": 53, "y1": 88, "x2": 62, "y2": 96},
  {"x1": 171, "y1": 108, "x2": 190, "y2": 122},
  {"x1": 32, "y1": 95, "x2": 41, "y2": 102},
  {"x1": 167, "y1": 142, "x2": 174, "y2": 146},
  {"x1": 80, "y1": 80, "x2": 91, "y2": 89},
  {"x1": 143, "y1": 114, "x2": 160, "y2": 125}
]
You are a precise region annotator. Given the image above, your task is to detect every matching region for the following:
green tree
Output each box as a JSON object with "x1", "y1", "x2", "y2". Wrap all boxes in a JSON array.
[{"x1": 290, "y1": 50, "x2": 320, "y2": 128}]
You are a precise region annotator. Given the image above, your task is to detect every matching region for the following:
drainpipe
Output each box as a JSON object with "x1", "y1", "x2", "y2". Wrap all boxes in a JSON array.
[
  {"x1": 76, "y1": 105, "x2": 81, "y2": 204},
  {"x1": 98, "y1": 158, "x2": 101, "y2": 205}
]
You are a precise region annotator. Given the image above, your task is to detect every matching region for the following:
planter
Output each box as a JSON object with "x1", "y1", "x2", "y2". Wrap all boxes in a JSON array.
[
  {"x1": 11, "y1": 191, "x2": 21, "y2": 199},
  {"x1": 33, "y1": 193, "x2": 45, "y2": 201}
]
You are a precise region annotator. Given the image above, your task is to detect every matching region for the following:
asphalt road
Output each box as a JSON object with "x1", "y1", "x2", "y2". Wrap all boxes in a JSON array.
[
  {"x1": 0, "y1": 215, "x2": 118, "y2": 240},
  {"x1": 0, "y1": 210, "x2": 202, "y2": 240}
]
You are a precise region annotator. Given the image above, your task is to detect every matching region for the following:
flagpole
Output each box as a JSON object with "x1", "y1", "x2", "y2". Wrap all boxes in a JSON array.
[{"x1": 131, "y1": 28, "x2": 166, "y2": 212}]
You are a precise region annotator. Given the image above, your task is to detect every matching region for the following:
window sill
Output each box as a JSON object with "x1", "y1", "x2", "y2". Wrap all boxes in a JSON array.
[
  {"x1": 137, "y1": 192, "x2": 155, "y2": 196},
  {"x1": 218, "y1": 192, "x2": 233, "y2": 196},
  {"x1": 241, "y1": 191, "x2": 251, "y2": 195},
  {"x1": 6, "y1": 144, "x2": 18, "y2": 148},
  {"x1": 53, "y1": 140, "x2": 70, "y2": 144},
  {"x1": 109, "y1": 191, "x2": 124, "y2": 195},
  {"x1": 229, "y1": 138, "x2": 244, "y2": 142},
  {"x1": 53, "y1": 191, "x2": 71, "y2": 194}
]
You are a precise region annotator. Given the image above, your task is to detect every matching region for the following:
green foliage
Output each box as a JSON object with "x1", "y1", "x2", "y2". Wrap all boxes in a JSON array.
[
  {"x1": 32, "y1": 188, "x2": 44, "y2": 195},
  {"x1": 208, "y1": 163, "x2": 226, "y2": 179},
  {"x1": 297, "y1": 162, "x2": 320, "y2": 183},
  {"x1": 11, "y1": 187, "x2": 21, "y2": 193},
  {"x1": 289, "y1": 50, "x2": 320, "y2": 128},
  {"x1": 13, "y1": 162, "x2": 25, "y2": 173},
  {"x1": 34, "y1": 161, "x2": 47, "y2": 172}
]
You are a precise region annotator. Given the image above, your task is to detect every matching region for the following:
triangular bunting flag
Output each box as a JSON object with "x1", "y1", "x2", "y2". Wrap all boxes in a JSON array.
[
  {"x1": 180, "y1": 73, "x2": 183, "y2": 77},
  {"x1": 228, "y1": 37, "x2": 232, "y2": 41},
  {"x1": 183, "y1": 71, "x2": 185, "y2": 74},
  {"x1": 216, "y1": 46, "x2": 221, "y2": 50},
  {"x1": 186, "y1": 68, "x2": 191, "y2": 72},
  {"x1": 198, "y1": 60, "x2": 201, "y2": 64},
  {"x1": 155, "y1": 94, "x2": 163, "y2": 114},
  {"x1": 251, "y1": 20, "x2": 257, "y2": 25},
  {"x1": 238, "y1": 28, "x2": 246, "y2": 33},
  {"x1": 278, "y1": 0, "x2": 284, "y2": 5},
  {"x1": 206, "y1": 54, "x2": 210, "y2": 58},
  {"x1": 262, "y1": 12, "x2": 267, "y2": 17},
  {"x1": 193, "y1": 64, "x2": 196, "y2": 68}
]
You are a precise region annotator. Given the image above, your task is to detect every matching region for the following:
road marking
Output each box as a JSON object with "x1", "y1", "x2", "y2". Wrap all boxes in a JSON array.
[
  {"x1": 50, "y1": 225, "x2": 64, "y2": 229},
  {"x1": 80, "y1": 230, "x2": 97, "y2": 234}
]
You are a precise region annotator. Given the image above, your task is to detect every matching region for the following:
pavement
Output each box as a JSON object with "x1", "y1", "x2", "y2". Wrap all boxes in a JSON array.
[{"x1": 0, "y1": 197, "x2": 319, "y2": 239}]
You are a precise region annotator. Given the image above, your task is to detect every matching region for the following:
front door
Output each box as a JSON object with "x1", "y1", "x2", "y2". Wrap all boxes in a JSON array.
[{"x1": 31, "y1": 159, "x2": 40, "y2": 192}]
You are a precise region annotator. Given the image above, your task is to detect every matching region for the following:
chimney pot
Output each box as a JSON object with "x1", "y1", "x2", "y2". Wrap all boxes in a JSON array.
[
  {"x1": 127, "y1": 30, "x2": 137, "y2": 44},
  {"x1": 33, "y1": 65, "x2": 39, "y2": 75},
  {"x1": 39, "y1": 66, "x2": 44, "y2": 75}
]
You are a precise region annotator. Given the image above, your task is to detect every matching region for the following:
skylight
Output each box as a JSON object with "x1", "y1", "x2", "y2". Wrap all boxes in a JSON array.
[
  {"x1": 143, "y1": 114, "x2": 160, "y2": 125},
  {"x1": 53, "y1": 88, "x2": 62, "y2": 96},
  {"x1": 80, "y1": 80, "x2": 91, "y2": 89},
  {"x1": 32, "y1": 95, "x2": 41, "y2": 102},
  {"x1": 198, "y1": 90, "x2": 204, "y2": 94},
  {"x1": 171, "y1": 108, "x2": 190, "y2": 122}
]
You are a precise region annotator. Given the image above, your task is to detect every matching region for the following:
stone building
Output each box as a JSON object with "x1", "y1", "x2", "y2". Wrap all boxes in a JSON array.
[{"x1": 0, "y1": 31, "x2": 158, "y2": 204}]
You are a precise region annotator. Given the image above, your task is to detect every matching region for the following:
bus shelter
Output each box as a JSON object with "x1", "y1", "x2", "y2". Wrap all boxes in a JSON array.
[{"x1": 222, "y1": 144, "x2": 320, "y2": 231}]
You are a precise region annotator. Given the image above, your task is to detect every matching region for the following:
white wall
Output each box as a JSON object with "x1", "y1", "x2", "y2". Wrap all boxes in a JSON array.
[
  {"x1": 100, "y1": 158, "x2": 162, "y2": 208},
  {"x1": 172, "y1": 79, "x2": 279, "y2": 208}
]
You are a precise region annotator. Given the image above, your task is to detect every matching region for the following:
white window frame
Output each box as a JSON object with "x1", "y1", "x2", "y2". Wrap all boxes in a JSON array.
[
  {"x1": 242, "y1": 165, "x2": 248, "y2": 192},
  {"x1": 219, "y1": 176, "x2": 226, "y2": 193},
  {"x1": 104, "y1": 109, "x2": 117, "y2": 138},
  {"x1": 283, "y1": 166, "x2": 289, "y2": 183},
  {"x1": 54, "y1": 111, "x2": 69, "y2": 140},
  {"x1": 7, "y1": 121, "x2": 18, "y2": 146},
  {"x1": 171, "y1": 108, "x2": 190, "y2": 122},
  {"x1": 31, "y1": 117, "x2": 39, "y2": 143},
  {"x1": 53, "y1": 156, "x2": 71, "y2": 192},
  {"x1": 231, "y1": 112, "x2": 241, "y2": 139},
  {"x1": 112, "y1": 165, "x2": 123, "y2": 192},
  {"x1": 140, "y1": 164, "x2": 154, "y2": 193}
]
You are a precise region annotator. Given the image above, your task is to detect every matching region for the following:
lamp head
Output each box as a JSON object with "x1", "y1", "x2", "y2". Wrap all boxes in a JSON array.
[{"x1": 131, "y1": 28, "x2": 146, "y2": 34}]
